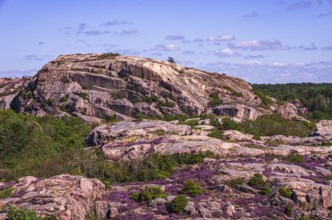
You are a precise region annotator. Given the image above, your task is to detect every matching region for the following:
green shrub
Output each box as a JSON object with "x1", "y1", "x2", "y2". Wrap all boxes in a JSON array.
[
  {"x1": 0, "y1": 110, "x2": 91, "y2": 181},
  {"x1": 46, "y1": 99, "x2": 55, "y2": 106},
  {"x1": 285, "y1": 205, "x2": 293, "y2": 216},
  {"x1": 102, "y1": 179, "x2": 111, "y2": 188},
  {"x1": 167, "y1": 195, "x2": 188, "y2": 214},
  {"x1": 221, "y1": 117, "x2": 238, "y2": 130},
  {"x1": 59, "y1": 95, "x2": 69, "y2": 102},
  {"x1": 105, "y1": 114, "x2": 118, "y2": 122},
  {"x1": 227, "y1": 178, "x2": 245, "y2": 187},
  {"x1": 286, "y1": 153, "x2": 305, "y2": 163},
  {"x1": 208, "y1": 129, "x2": 224, "y2": 139},
  {"x1": 322, "y1": 141, "x2": 332, "y2": 146},
  {"x1": 181, "y1": 119, "x2": 199, "y2": 128},
  {"x1": 79, "y1": 92, "x2": 89, "y2": 100},
  {"x1": 148, "y1": 129, "x2": 166, "y2": 136},
  {"x1": 98, "y1": 53, "x2": 120, "y2": 59},
  {"x1": 7, "y1": 206, "x2": 56, "y2": 220},
  {"x1": 156, "y1": 101, "x2": 176, "y2": 108},
  {"x1": 223, "y1": 86, "x2": 243, "y2": 97},
  {"x1": 209, "y1": 92, "x2": 222, "y2": 107},
  {"x1": 260, "y1": 184, "x2": 272, "y2": 195},
  {"x1": 238, "y1": 114, "x2": 316, "y2": 137},
  {"x1": 182, "y1": 180, "x2": 204, "y2": 197},
  {"x1": 0, "y1": 187, "x2": 14, "y2": 199},
  {"x1": 143, "y1": 96, "x2": 158, "y2": 103},
  {"x1": 60, "y1": 76, "x2": 70, "y2": 84},
  {"x1": 247, "y1": 173, "x2": 265, "y2": 187},
  {"x1": 130, "y1": 186, "x2": 167, "y2": 204},
  {"x1": 111, "y1": 92, "x2": 122, "y2": 100},
  {"x1": 327, "y1": 175, "x2": 332, "y2": 180},
  {"x1": 278, "y1": 187, "x2": 292, "y2": 198},
  {"x1": 253, "y1": 89, "x2": 273, "y2": 107}
]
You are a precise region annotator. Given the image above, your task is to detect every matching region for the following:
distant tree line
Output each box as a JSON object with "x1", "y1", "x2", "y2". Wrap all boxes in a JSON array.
[{"x1": 253, "y1": 83, "x2": 332, "y2": 121}]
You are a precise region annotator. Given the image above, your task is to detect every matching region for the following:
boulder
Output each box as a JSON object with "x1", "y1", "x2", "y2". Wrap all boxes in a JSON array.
[{"x1": 0, "y1": 175, "x2": 105, "y2": 220}]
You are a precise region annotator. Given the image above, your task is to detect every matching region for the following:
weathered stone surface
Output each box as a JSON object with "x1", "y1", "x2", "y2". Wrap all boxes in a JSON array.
[
  {"x1": 2, "y1": 54, "x2": 299, "y2": 123},
  {"x1": 0, "y1": 175, "x2": 105, "y2": 220}
]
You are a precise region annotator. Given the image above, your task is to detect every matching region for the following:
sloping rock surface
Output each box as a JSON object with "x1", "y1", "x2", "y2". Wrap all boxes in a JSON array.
[{"x1": 2, "y1": 53, "x2": 298, "y2": 122}]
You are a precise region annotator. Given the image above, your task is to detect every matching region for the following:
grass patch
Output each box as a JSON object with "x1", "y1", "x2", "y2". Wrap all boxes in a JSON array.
[
  {"x1": 224, "y1": 86, "x2": 243, "y2": 97},
  {"x1": 0, "y1": 187, "x2": 14, "y2": 199}
]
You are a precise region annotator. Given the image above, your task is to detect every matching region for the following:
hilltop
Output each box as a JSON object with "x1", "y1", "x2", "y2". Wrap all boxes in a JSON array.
[{"x1": 1, "y1": 53, "x2": 298, "y2": 123}]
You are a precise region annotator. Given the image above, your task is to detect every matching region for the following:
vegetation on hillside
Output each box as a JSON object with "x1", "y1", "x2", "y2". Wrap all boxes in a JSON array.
[
  {"x1": 0, "y1": 110, "x2": 216, "y2": 182},
  {"x1": 208, "y1": 114, "x2": 316, "y2": 139},
  {"x1": 253, "y1": 83, "x2": 332, "y2": 121}
]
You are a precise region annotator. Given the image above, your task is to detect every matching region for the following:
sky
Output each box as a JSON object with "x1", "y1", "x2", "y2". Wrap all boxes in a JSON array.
[{"x1": 0, "y1": 0, "x2": 331, "y2": 83}]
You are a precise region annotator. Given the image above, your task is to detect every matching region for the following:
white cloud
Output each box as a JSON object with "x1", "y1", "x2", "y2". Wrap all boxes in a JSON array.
[
  {"x1": 207, "y1": 35, "x2": 236, "y2": 43},
  {"x1": 230, "y1": 39, "x2": 289, "y2": 51},
  {"x1": 215, "y1": 48, "x2": 241, "y2": 57},
  {"x1": 153, "y1": 44, "x2": 180, "y2": 51}
]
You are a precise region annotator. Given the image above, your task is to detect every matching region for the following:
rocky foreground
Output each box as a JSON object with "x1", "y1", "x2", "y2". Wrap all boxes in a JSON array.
[{"x1": 0, "y1": 119, "x2": 332, "y2": 219}]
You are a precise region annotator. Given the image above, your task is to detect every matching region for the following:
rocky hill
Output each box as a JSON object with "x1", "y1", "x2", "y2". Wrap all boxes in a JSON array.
[
  {"x1": 1, "y1": 53, "x2": 298, "y2": 123},
  {"x1": 2, "y1": 54, "x2": 330, "y2": 220}
]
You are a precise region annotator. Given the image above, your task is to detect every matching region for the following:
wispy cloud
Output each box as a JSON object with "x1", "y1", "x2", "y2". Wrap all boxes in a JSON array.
[
  {"x1": 61, "y1": 23, "x2": 110, "y2": 36},
  {"x1": 199, "y1": 60, "x2": 331, "y2": 83},
  {"x1": 215, "y1": 48, "x2": 241, "y2": 57},
  {"x1": 100, "y1": 20, "x2": 132, "y2": 26},
  {"x1": 243, "y1": 54, "x2": 266, "y2": 59},
  {"x1": 183, "y1": 50, "x2": 195, "y2": 55},
  {"x1": 114, "y1": 29, "x2": 139, "y2": 36},
  {"x1": 24, "y1": 55, "x2": 44, "y2": 61},
  {"x1": 318, "y1": 10, "x2": 332, "y2": 17},
  {"x1": 299, "y1": 43, "x2": 318, "y2": 50},
  {"x1": 286, "y1": 0, "x2": 323, "y2": 10},
  {"x1": 165, "y1": 35, "x2": 185, "y2": 41},
  {"x1": 243, "y1": 11, "x2": 261, "y2": 18},
  {"x1": 229, "y1": 39, "x2": 289, "y2": 51},
  {"x1": 75, "y1": 39, "x2": 91, "y2": 47},
  {"x1": 322, "y1": 46, "x2": 332, "y2": 50},
  {"x1": 38, "y1": 41, "x2": 44, "y2": 45},
  {"x1": 153, "y1": 44, "x2": 180, "y2": 51},
  {"x1": 207, "y1": 35, "x2": 236, "y2": 45}
]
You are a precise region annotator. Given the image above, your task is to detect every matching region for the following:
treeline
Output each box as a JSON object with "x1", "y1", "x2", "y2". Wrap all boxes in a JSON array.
[{"x1": 253, "y1": 83, "x2": 332, "y2": 121}]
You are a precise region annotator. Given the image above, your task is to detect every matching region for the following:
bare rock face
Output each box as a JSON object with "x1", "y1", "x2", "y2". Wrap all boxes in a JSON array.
[
  {"x1": 0, "y1": 174, "x2": 105, "y2": 220},
  {"x1": 5, "y1": 53, "x2": 297, "y2": 122},
  {"x1": 0, "y1": 77, "x2": 31, "y2": 109},
  {"x1": 87, "y1": 120, "x2": 268, "y2": 161}
]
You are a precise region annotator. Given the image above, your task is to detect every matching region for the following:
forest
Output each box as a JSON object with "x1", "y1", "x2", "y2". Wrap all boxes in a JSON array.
[{"x1": 253, "y1": 83, "x2": 332, "y2": 121}]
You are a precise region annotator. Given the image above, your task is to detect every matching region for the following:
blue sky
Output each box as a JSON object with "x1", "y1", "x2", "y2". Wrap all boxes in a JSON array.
[{"x1": 0, "y1": 0, "x2": 331, "y2": 83}]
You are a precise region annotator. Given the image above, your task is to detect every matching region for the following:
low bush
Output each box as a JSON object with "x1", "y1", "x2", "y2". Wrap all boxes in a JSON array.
[
  {"x1": 130, "y1": 186, "x2": 167, "y2": 204},
  {"x1": 167, "y1": 195, "x2": 188, "y2": 214},
  {"x1": 209, "y1": 92, "x2": 222, "y2": 107},
  {"x1": 278, "y1": 187, "x2": 293, "y2": 198},
  {"x1": 248, "y1": 173, "x2": 265, "y2": 187},
  {"x1": 182, "y1": 180, "x2": 204, "y2": 197},
  {"x1": 286, "y1": 153, "x2": 305, "y2": 163},
  {"x1": 7, "y1": 206, "x2": 57, "y2": 220},
  {"x1": 238, "y1": 114, "x2": 316, "y2": 137}
]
